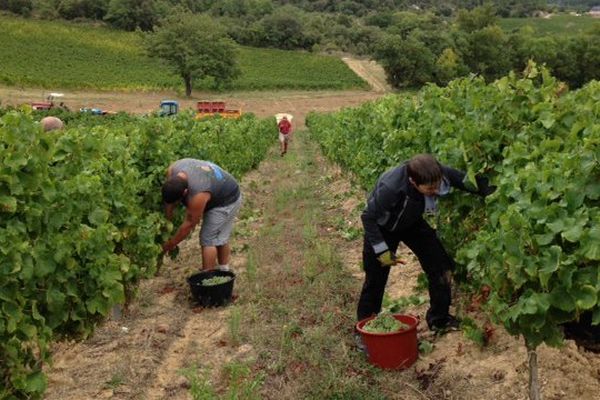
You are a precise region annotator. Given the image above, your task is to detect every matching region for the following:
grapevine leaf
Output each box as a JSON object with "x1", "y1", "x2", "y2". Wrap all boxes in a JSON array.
[
  {"x1": 34, "y1": 256, "x2": 56, "y2": 278},
  {"x1": 574, "y1": 285, "x2": 597, "y2": 310},
  {"x1": 19, "y1": 323, "x2": 37, "y2": 339},
  {"x1": 520, "y1": 312, "x2": 546, "y2": 330},
  {"x1": 569, "y1": 121, "x2": 585, "y2": 136},
  {"x1": 88, "y1": 208, "x2": 109, "y2": 226},
  {"x1": 582, "y1": 241, "x2": 600, "y2": 261},
  {"x1": 46, "y1": 289, "x2": 66, "y2": 313},
  {"x1": 539, "y1": 113, "x2": 555, "y2": 129},
  {"x1": 557, "y1": 264, "x2": 575, "y2": 290},
  {"x1": 31, "y1": 301, "x2": 44, "y2": 322},
  {"x1": 2, "y1": 301, "x2": 21, "y2": 333},
  {"x1": 86, "y1": 298, "x2": 104, "y2": 314},
  {"x1": 534, "y1": 233, "x2": 554, "y2": 246},
  {"x1": 546, "y1": 219, "x2": 566, "y2": 234},
  {"x1": 520, "y1": 292, "x2": 550, "y2": 315},
  {"x1": 25, "y1": 371, "x2": 47, "y2": 393},
  {"x1": 581, "y1": 227, "x2": 600, "y2": 260},
  {"x1": 585, "y1": 181, "x2": 600, "y2": 200},
  {"x1": 561, "y1": 224, "x2": 583, "y2": 242},
  {"x1": 550, "y1": 287, "x2": 576, "y2": 312},
  {"x1": 534, "y1": 293, "x2": 551, "y2": 313},
  {"x1": 539, "y1": 245, "x2": 561, "y2": 288},
  {"x1": 418, "y1": 340, "x2": 434, "y2": 355},
  {"x1": 0, "y1": 286, "x2": 16, "y2": 301},
  {"x1": 102, "y1": 284, "x2": 125, "y2": 304},
  {"x1": 0, "y1": 196, "x2": 17, "y2": 213}
]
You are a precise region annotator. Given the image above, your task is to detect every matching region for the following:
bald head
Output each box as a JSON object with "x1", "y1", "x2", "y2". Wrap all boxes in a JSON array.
[{"x1": 41, "y1": 116, "x2": 64, "y2": 132}]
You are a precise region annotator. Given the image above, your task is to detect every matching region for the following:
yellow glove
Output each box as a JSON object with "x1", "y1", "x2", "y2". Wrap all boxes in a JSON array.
[
  {"x1": 377, "y1": 251, "x2": 406, "y2": 267},
  {"x1": 377, "y1": 251, "x2": 395, "y2": 267}
]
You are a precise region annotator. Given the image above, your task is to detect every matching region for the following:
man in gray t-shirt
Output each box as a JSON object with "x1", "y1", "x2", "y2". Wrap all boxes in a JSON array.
[{"x1": 162, "y1": 159, "x2": 242, "y2": 271}]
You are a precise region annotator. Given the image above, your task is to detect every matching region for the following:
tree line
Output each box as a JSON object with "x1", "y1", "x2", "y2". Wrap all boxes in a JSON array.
[
  {"x1": 0, "y1": 1, "x2": 558, "y2": 22},
  {"x1": 1, "y1": 0, "x2": 598, "y2": 91},
  {"x1": 373, "y1": 5, "x2": 600, "y2": 89},
  {"x1": 0, "y1": 0, "x2": 556, "y2": 33}
]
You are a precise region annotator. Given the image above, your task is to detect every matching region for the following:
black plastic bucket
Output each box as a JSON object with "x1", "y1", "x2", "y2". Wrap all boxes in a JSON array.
[{"x1": 187, "y1": 270, "x2": 235, "y2": 307}]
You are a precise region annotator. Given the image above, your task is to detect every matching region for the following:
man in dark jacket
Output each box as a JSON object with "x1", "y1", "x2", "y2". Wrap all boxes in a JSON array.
[{"x1": 357, "y1": 154, "x2": 495, "y2": 335}]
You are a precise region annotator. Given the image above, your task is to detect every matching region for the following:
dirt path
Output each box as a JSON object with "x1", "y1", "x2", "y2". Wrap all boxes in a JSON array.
[{"x1": 342, "y1": 57, "x2": 392, "y2": 93}]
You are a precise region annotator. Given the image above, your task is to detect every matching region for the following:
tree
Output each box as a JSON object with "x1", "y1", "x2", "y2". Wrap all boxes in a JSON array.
[
  {"x1": 210, "y1": 0, "x2": 274, "y2": 19},
  {"x1": 462, "y1": 25, "x2": 513, "y2": 81},
  {"x1": 258, "y1": 7, "x2": 316, "y2": 50},
  {"x1": 0, "y1": 0, "x2": 33, "y2": 16},
  {"x1": 144, "y1": 11, "x2": 240, "y2": 96},
  {"x1": 434, "y1": 47, "x2": 467, "y2": 85},
  {"x1": 455, "y1": 4, "x2": 497, "y2": 33},
  {"x1": 374, "y1": 34, "x2": 435, "y2": 88},
  {"x1": 104, "y1": 0, "x2": 167, "y2": 31},
  {"x1": 57, "y1": 0, "x2": 109, "y2": 20}
]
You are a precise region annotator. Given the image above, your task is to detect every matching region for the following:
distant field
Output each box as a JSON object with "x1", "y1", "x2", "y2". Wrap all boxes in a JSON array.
[
  {"x1": 498, "y1": 14, "x2": 600, "y2": 35},
  {"x1": 0, "y1": 15, "x2": 367, "y2": 92},
  {"x1": 236, "y1": 47, "x2": 367, "y2": 90}
]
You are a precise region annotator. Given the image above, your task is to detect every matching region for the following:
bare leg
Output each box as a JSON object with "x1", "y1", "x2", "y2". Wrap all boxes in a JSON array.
[
  {"x1": 217, "y1": 243, "x2": 231, "y2": 265},
  {"x1": 202, "y1": 246, "x2": 218, "y2": 270}
]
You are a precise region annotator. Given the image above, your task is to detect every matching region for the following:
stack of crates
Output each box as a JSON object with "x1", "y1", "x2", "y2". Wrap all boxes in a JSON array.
[{"x1": 197, "y1": 101, "x2": 226, "y2": 113}]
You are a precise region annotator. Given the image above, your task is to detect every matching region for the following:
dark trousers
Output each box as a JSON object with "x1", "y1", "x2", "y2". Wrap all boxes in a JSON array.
[{"x1": 356, "y1": 219, "x2": 454, "y2": 329}]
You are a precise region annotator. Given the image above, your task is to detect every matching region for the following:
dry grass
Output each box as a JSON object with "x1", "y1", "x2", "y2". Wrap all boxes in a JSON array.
[{"x1": 224, "y1": 133, "x2": 424, "y2": 400}]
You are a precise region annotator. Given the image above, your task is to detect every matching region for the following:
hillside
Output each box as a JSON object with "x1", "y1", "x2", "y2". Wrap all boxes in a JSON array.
[{"x1": 0, "y1": 15, "x2": 367, "y2": 92}]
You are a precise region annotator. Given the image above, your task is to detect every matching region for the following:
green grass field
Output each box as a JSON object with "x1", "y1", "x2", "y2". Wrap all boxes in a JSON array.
[
  {"x1": 0, "y1": 15, "x2": 367, "y2": 92},
  {"x1": 498, "y1": 14, "x2": 600, "y2": 35}
]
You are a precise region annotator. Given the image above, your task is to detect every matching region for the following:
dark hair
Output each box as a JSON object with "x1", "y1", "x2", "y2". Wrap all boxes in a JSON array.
[
  {"x1": 162, "y1": 176, "x2": 188, "y2": 204},
  {"x1": 407, "y1": 154, "x2": 442, "y2": 185}
]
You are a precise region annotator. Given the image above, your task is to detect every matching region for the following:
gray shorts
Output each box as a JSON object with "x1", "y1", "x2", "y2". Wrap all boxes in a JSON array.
[
  {"x1": 279, "y1": 133, "x2": 290, "y2": 143},
  {"x1": 200, "y1": 194, "x2": 242, "y2": 246}
]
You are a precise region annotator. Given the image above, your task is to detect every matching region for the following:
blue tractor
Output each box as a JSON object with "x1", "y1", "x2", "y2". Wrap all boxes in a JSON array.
[{"x1": 159, "y1": 100, "x2": 179, "y2": 116}]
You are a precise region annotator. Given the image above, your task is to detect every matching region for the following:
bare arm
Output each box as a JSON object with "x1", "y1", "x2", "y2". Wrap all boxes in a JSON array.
[
  {"x1": 165, "y1": 203, "x2": 176, "y2": 220},
  {"x1": 163, "y1": 192, "x2": 211, "y2": 252}
]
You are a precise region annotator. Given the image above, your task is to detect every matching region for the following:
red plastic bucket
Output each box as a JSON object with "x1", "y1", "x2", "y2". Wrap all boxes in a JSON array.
[{"x1": 356, "y1": 314, "x2": 419, "y2": 369}]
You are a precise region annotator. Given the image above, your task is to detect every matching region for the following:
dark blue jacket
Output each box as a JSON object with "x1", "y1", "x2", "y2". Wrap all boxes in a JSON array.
[{"x1": 361, "y1": 163, "x2": 479, "y2": 255}]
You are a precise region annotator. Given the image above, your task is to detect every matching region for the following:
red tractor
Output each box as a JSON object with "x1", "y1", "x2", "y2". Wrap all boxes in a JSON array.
[{"x1": 31, "y1": 93, "x2": 67, "y2": 111}]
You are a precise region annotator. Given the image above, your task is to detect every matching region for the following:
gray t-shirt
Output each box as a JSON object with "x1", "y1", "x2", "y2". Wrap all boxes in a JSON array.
[{"x1": 170, "y1": 159, "x2": 240, "y2": 210}]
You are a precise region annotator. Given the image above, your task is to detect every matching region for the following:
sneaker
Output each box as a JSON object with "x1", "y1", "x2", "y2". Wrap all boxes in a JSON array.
[
  {"x1": 430, "y1": 315, "x2": 461, "y2": 333},
  {"x1": 217, "y1": 265, "x2": 231, "y2": 272}
]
